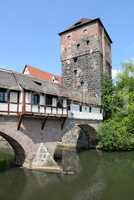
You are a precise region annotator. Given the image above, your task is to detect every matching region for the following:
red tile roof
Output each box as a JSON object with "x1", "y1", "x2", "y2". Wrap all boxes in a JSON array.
[{"x1": 23, "y1": 65, "x2": 62, "y2": 83}]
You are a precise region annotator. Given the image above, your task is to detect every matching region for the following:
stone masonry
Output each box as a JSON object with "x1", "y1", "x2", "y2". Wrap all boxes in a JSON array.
[
  {"x1": 0, "y1": 116, "x2": 100, "y2": 171},
  {"x1": 60, "y1": 18, "x2": 112, "y2": 103}
]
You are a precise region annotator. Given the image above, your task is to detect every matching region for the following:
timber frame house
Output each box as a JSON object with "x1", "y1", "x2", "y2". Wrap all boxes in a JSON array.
[{"x1": 0, "y1": 68, "x2": 103, "y2": 130}]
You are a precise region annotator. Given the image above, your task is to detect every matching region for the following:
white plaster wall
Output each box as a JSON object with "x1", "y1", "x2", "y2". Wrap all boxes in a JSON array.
[
  {"x1": 19, "y1": 92, "x2": 23, "y2": 103},
  {"x1": 10, "y1": 104, "x2": 17, "y2": 112},
  {"x1": 82, "y1": 105, "x2": 89, "y2": 112},
  {"x1": 0, "y1": 103, "x2": 8, "y2": 111},
  {"x1": 52, "y1": 98, "x2": 57, "y2": 107},
  {"x1": 52, "y1": 108, "x2": 57, "y2": 114},
  {"x1": 63, "y1": 99, "x2": 67, "y2": 108},
  {"x1": 32, "y1": 105, "x2": 39, "y2": 113},
  {"x1": 25, "y1": 104, "x2": 31, "y2": 112},
  {"x1": 40, "y1": 95, "x2": 45, "y2": 105},
  {"x1": 10, "y1": 92, "x2": 18, "y2": 103},
  {"x1": 40, "y1": 106, "x2": 45, "y2": 113},
  {"x1": 92, "y1": 107, "x2": 100, "y2": 113},
  {"x1": 57, "y1": 108, "x2": 62, "y2": 114},
  {"x1": 68, "y1": 111, "x2": 103, "y2": 120},
  {"x1": 70, "y1": 104, "x2": 79, "y2": 112},
  {"x1": 25, "y1": 92, "x2": 31, "y2": 104},
  {"x1": 46, "y1": 107, "x2": 51, "y2": 114}
]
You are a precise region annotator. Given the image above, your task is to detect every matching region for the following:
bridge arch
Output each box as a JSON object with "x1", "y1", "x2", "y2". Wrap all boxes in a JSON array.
[
  {"x1": 77, "y1": 124, "x2": 97, "y2": 149},
  {"x1": 61, "y1": 121, "x2": 98, "y2": 149},
  {"x1": 0, "y1": 132, "x2": 25, "y2": 166}
]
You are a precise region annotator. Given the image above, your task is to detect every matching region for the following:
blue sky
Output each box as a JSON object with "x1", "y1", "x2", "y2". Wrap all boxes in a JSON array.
[{"x1": 0, "y1": 0, "x2": 134, "y2": 76}]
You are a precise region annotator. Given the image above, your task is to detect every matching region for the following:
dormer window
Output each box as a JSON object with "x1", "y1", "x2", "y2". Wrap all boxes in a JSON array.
[
  {"x1": 33, "y1": 81, "x2": 42, "y2": 86},
  {"x1": 0, "y1": 88, "x2": 8, "y2": 103},
  {"x1": 74, "y1": 21, "x2": 82, "y2": 26}
]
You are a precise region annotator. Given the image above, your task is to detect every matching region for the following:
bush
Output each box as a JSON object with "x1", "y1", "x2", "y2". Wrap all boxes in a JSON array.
[{"x1": 97, "y1": 62, "x2": 134, "y2": 151}]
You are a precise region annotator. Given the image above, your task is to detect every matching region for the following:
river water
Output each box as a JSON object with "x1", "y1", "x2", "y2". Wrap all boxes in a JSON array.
[{"x1": 0, "y1": 149, "x2": 134, "y2": 200}]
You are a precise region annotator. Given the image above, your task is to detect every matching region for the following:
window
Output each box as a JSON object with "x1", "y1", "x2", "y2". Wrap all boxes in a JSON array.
[
  {"x1": 0, "y1": 89, "x2": 8, "y2": 103},
  {"x1": 67, "y1": 100, "x2": 71, "y2": 110},
  {"x1": 79, "y1": 105, "x2": 82, "y2": 112},
  {"x1": 46, "y1": 94, "x2": 52, "y2": 106},
  {"x1": 67, "y1": 35, "x2": 71, "y2": 39},
  {"x1": 86, "y1": 40, "x2": 90, "y2": 45},
  {"x1": 77, "y1": 43, "x2": 80, "y2": 48},
  {"x1": 80, "y1": 80, "x2": 84, "y2": 86},
  {"x1": 57, "y1": 98, "x2": 63, "y2": 108},
  {"x1": 32, "y1": 94, "x2": 40, "y2": 105},
  {"x1": 74, "y1": 69, "x2": 77, "y2": 75},
  {"x1": 83, "y1": 29, "x2": 87, "y2": 33},
  {"x1": 73, "y1": 57, "x2": 78, "y2": 63},
  {"x1": 74, "y1": 21, "x2": 82, "y2": 26}
]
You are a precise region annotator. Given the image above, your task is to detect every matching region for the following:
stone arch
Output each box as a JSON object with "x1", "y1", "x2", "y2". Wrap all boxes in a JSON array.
[
  {"x1": 0, "y1": 131, "x2": 25, "y2": 166},
  {"x1": 77, "y1": 124, "x2": 97, "y2": 149},
  {"x1": 61, "y1": 122, "x2": 98, "y2": 149}
]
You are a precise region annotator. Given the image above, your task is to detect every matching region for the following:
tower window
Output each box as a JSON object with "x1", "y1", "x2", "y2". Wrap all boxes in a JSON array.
[
  {"x1": 74, "y1": 69, "x2": 77, "y2": 75},
  {"x1": 73, "y1": 57, "x2": 78, "y2": 62},
  {"x1": 86, "y1": 40, "x2": 90, "y2": 45},
  {"x1": 83, "y1": 29, "x2": 87, "y2": 33},
  {"x1": 77, "y1": 43, "x2": 80, "y2": 48},
  {"x1": 67, "y1": 35, "x2": 71, "y2": 39},
  {"x1": 80, "y1": 80, "x2": 84, "y2": 86}
]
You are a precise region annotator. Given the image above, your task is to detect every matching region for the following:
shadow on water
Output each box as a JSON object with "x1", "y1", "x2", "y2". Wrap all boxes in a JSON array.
[
  {"x1": 0, "y1": 148, "x2": 134, "y2": 200},
  {"x1": 0, "y1": 148, "x2": 15, "y2": 172}
]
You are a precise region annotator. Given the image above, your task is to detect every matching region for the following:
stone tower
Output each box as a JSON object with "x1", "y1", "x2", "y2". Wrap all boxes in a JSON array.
[{"x1": 59, "y1": 18, "x2": 112, "y2": 104}]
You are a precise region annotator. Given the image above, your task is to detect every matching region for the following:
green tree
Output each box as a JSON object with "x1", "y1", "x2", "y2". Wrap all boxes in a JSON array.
[{"x1": 97, "y1": 62, "x2": 134, "y2": 151}]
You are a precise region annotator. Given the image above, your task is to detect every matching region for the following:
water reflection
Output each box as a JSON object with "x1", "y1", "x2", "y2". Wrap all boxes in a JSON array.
[{"x1": 0, "y1": 150, "x2": 134, "y2": 200}]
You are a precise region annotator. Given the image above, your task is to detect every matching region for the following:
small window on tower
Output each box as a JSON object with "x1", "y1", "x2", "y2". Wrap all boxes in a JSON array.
[
  {"x1": 80, "y1": 80, "x2": 84, "y2": 86},
  {"x1": 77, "y1": 43, "x2": 80, "y2": 48},
  {"x1": 74, "y1": 69, "x2": 77, "y2": 75},
  {"x1": 67, "y1": 35, "x2": 71, "y2": 39},
  {"x1": 86, "y1": 40, "x2": 90, "y2": 45},
  {"x1": 83, "y1": 29, "x2": 87, "y2": 33},
  {"x1": 73, "y1": 57, "x2": 78, "y2": 62}
]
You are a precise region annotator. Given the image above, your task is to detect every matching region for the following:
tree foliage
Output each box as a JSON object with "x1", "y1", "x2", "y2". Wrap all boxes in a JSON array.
[{"x1": 97, "y1": 62, "x2": 134, "y2": 150}]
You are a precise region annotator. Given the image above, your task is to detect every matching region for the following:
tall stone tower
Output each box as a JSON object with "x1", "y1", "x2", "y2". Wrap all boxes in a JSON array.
[{"x1": 59, "y1": 18, "x2": 112, "y2": 104}]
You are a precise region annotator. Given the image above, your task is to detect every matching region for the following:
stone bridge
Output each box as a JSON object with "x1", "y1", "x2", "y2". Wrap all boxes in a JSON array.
[{"x1": 0, "y1": 116, "x2": 101, "y2": 172}]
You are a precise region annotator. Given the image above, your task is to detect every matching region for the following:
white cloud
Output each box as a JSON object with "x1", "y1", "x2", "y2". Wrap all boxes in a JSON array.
[{"x1": 112, "y1": 69, "x2": 121, "y2": 79}]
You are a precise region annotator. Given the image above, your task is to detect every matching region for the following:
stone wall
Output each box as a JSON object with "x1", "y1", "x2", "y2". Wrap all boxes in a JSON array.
[{"x1": 60, "y1": 20, "x2": 112, "y2": 104}]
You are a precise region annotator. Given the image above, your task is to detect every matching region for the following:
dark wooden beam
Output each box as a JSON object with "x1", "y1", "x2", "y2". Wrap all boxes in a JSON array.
[
  {"x1": 61, "y1": 117, "x2": 66, "y2": 130},
  {"x1": 41, "y1": 116, "x2": 49, "y2": 130},
  {"x1": 17, "y1": 114, "x2": 24, "y2": 130}
]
